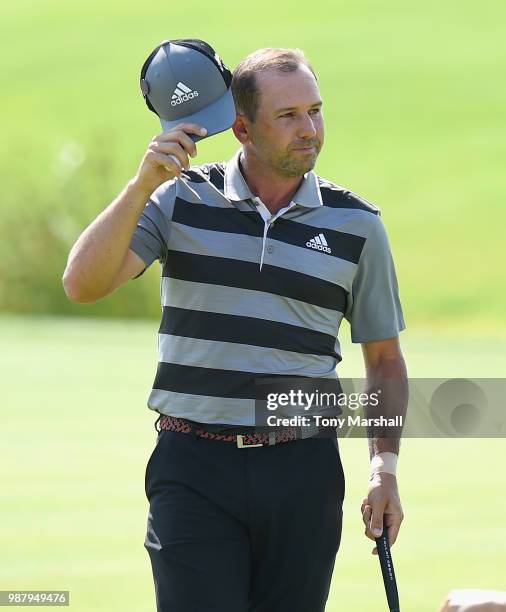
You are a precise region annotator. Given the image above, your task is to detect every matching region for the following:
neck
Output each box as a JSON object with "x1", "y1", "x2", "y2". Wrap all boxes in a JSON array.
[{"x1": 239, "y1": 149, "x2": 304, "y2": 214}]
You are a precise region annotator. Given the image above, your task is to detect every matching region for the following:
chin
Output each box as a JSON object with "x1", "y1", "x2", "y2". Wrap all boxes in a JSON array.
[
  {"x1": 300, "y1": 158, "x2": 317, "y2": 175},
  {"x1": 279, "y1": 156, "x2": 318, "y2": 178}
]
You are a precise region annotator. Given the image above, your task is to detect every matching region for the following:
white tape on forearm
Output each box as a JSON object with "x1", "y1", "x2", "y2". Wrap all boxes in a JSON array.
[{"x1": 370, "y1": 452, "x2": 398, "y2": 477}]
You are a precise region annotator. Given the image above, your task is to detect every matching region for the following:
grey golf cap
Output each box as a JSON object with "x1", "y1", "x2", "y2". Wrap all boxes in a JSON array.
[{"x1": 140, "y1": 39, "x2": 236, "y2": 141}]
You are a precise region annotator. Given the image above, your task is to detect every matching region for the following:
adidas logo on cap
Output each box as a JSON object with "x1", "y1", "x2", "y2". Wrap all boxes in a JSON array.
[
  {"x1": 306, "y1": 233, "x2": 332, "y2": 254},
  {"x1": 171, "y1": 81, "x2": 199, "y2": 106}
]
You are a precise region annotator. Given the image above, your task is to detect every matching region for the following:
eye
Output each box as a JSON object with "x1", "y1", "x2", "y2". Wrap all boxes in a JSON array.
[
  {"x1": 309, "y1": 108, "x2": 321, "y2": 115},
  {"x1": 280, "y1": 112, "x2": 294, "y2": 118}
]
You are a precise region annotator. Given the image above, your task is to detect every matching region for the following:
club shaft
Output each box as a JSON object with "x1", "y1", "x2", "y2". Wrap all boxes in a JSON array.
[{"x1": 375, "y1": 529, "x2": 400, "y2": 611}]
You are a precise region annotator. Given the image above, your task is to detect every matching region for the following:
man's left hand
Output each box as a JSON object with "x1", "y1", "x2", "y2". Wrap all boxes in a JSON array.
[{"x1": 361, "y1": 472, "x2": 404, "y2": 555}]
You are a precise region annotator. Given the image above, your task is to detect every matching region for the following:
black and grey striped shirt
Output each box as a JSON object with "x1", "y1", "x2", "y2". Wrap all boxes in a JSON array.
[{"x1": 129, "y1": 148, "x2": 405, "y2": 425}]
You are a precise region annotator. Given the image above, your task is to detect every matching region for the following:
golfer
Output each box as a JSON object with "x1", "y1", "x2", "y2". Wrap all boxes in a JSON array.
[{"x1": 63, "y1": 43, "x2": 408, "y2": 612}]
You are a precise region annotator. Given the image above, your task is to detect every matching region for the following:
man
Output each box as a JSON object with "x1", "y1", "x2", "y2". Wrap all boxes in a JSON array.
[{"x1": 63, "y1": 47, "x2": 407, "y2": 612}]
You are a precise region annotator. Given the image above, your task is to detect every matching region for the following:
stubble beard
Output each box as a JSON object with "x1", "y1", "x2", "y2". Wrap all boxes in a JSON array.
[
  {"x1": 274, "y1": 148, "x2": 320, "y2": 177},
  {"x1": 254, "y1": 134, "x2": 322, "y2": 178}
]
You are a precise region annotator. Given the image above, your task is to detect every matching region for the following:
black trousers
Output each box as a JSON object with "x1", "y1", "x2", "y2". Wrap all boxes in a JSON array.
[{"x1": 144, "y1": 428, "x2": 345, "y2": 612}]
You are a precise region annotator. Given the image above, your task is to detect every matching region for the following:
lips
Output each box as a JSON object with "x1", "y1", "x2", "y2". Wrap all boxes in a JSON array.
[{"x1": 292, "y1": 143, "x2": 318, "y2": 152}]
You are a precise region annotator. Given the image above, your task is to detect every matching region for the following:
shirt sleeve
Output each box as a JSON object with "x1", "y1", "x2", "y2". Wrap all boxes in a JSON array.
[
  {"x1": 344, "y1": 214, "x2": 406, "y2": 343},
  {"x1": 128, "y1": 181, "x2": 175, "y2": 279}
]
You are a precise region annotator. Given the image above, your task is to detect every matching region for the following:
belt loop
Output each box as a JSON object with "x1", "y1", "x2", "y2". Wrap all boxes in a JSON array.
[
  {"x1": 300, "y1": 423, "x2": 319, "y2": 439},
  {"x1": 187, "y1": 419, "x2": 199, "y2": 438}
]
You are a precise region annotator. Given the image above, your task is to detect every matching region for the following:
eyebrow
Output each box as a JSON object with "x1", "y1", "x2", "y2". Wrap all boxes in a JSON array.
[{"x1": 274, "y1": 100, "x2": 323, "y2": 114}]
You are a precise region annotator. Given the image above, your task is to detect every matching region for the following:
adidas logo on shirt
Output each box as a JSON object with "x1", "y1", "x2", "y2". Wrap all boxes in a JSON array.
[
  {"x1": 306, "y1": 233, "x2": 332, "y2": 254},
  {"x1": 171, "y1": 81, "x2": 199, "y2": 106}
]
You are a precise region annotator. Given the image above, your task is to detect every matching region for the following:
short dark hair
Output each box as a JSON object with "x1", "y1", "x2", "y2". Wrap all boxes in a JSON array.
[{"x1": 231, "y1": 48, "x2": 317, "y2": 122}]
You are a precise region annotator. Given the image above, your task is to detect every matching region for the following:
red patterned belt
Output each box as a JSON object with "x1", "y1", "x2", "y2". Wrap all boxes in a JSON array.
[{"x1": 157, "y1": 414, "x2": 299, "y2": 448}]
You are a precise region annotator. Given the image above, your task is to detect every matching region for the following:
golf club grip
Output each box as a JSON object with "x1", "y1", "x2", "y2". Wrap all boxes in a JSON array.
[{"x1": 375, "y1": 527, "x2": 400, "y2": 612}]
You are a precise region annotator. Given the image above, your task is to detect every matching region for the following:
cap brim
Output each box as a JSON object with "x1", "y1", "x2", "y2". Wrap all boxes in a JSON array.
[{"x1": 160, "y1": 88, "x2": 236, "y2": 142}]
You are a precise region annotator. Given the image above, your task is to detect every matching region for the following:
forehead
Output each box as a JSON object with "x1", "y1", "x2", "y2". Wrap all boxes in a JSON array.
[{"x1": 255, "y1": 66, "x2": 321, "y2": 112}]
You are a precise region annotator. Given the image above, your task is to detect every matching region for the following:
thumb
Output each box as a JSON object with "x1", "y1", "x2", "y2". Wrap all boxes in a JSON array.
[{"x1": 370, "y1": 504, "x2": 386, "y2": 538}]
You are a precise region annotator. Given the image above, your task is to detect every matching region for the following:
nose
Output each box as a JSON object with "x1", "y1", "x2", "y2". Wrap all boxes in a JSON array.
[{"x1": 297, "y1": 112, "x2": 317, "y2": 139}]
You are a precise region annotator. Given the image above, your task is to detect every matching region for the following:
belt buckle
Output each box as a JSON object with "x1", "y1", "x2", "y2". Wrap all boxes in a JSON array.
[{"x1": 236, "y1": 434, "x2": 264, "y2": 448}]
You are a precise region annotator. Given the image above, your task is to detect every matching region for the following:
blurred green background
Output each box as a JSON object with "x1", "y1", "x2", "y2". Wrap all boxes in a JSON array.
[{"x1": 1, "y1": 0, "x2": 505, "y2": 610}]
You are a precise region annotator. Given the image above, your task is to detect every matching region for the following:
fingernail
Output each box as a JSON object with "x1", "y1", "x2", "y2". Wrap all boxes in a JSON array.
[
  {"x1": 373, "y1": 528, "x2": 383, "y2": 537},
  {"x1": 200, "y1": 127, "x2": 207, "y2": 135}
]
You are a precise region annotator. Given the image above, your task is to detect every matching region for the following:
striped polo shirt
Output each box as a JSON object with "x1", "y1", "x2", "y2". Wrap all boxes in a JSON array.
[{"x1": 129, "y1": 148, "x2": 405, "y2": 425}]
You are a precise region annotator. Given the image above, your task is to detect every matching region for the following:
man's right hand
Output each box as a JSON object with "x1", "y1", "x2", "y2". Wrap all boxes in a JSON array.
[{"x1": 133, "y1": 123, "x2": 207, "y2": 194}]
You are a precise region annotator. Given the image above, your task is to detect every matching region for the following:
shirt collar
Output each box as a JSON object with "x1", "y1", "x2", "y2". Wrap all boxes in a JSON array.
[{"x1": 224, "y1": 148, "x2": 323, "y2": 208}]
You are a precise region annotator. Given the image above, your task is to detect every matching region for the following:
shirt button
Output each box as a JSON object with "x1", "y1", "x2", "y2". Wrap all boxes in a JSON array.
[{"x1": 266, "y1": 245, "x2": 274, "y2": 254}]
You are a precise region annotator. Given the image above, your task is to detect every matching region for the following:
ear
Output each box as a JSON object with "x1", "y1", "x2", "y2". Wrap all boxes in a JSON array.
[{"x1": 232, "y1": 113, "x2": 250, "y2": 144}]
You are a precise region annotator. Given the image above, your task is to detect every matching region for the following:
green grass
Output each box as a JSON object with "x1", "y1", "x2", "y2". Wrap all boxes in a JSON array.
[
  {"x1": 1, "y1": 0, "x2": 505, "y2": 324},
  {"x1": 1, "y1": 315, "x2": 505, "y2": 611}
]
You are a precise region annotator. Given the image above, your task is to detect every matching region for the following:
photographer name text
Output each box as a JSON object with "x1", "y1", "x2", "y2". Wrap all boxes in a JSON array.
[{"x1": 266, "y1": 415, "x2": 404, "y2": 428}]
